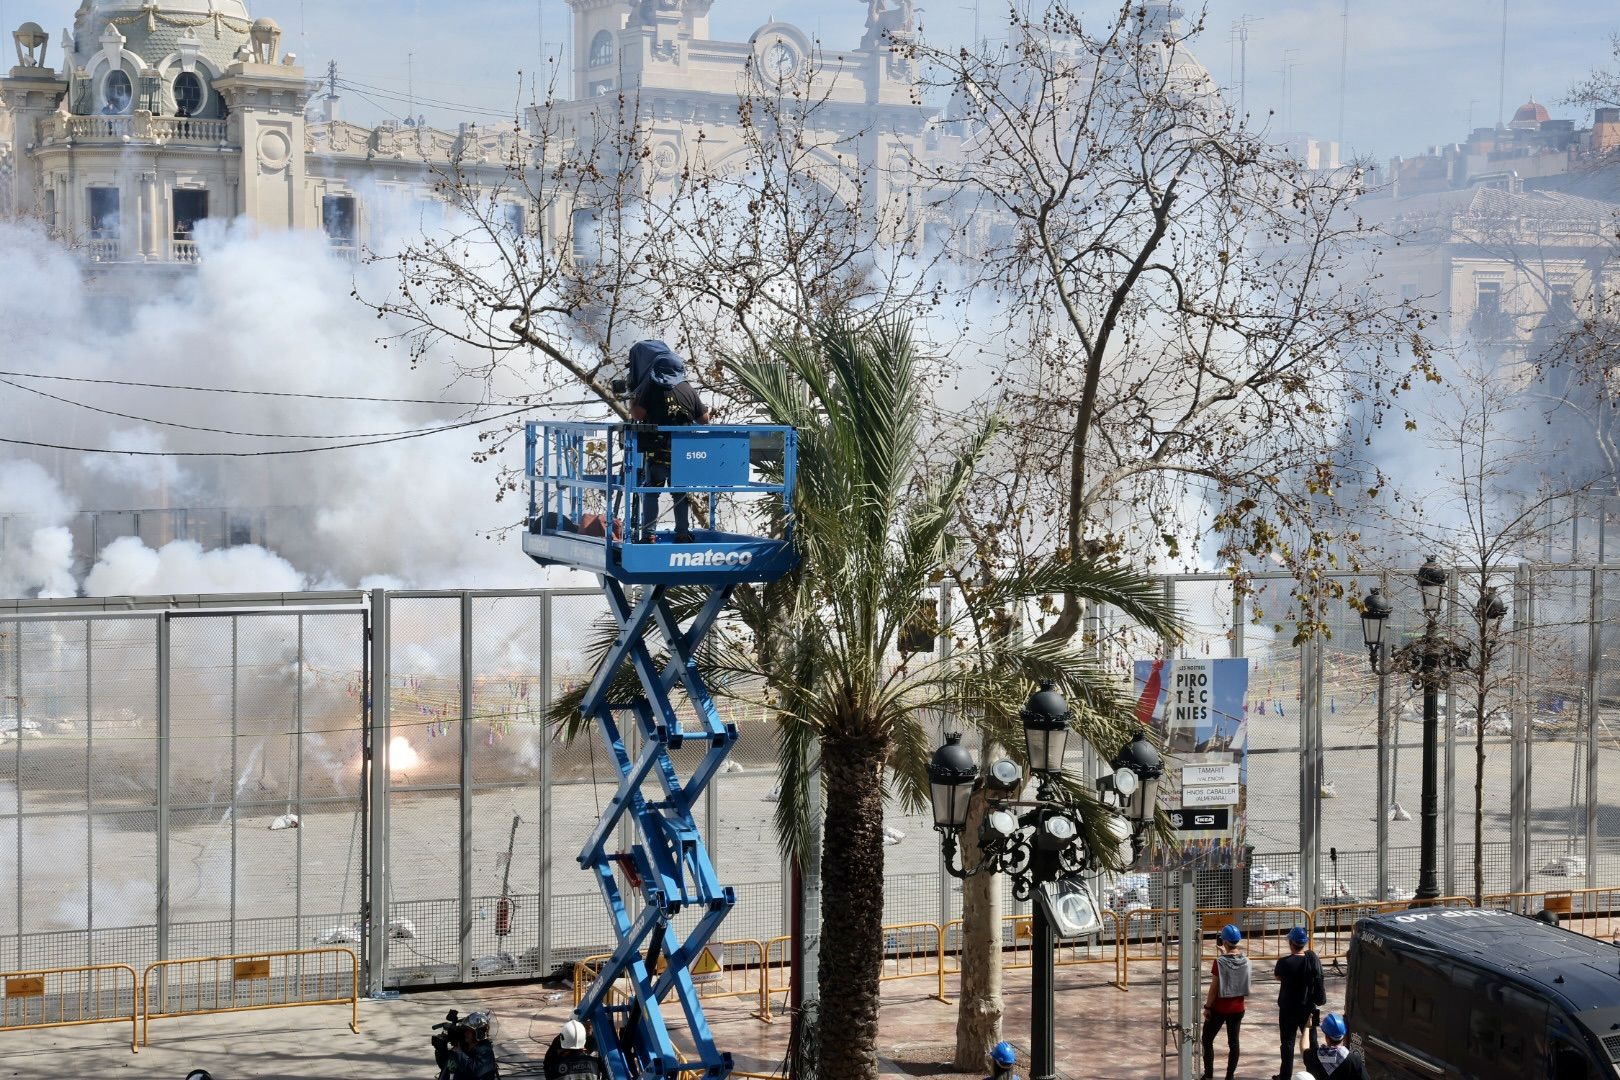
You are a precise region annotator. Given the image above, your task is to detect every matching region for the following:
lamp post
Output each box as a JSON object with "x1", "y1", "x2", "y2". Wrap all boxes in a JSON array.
[
  {"x1": 1360, "y1": 586, "x2": 1393, "y2": 900},
  {"x1": 1359, "y1": 557, "x2": 1470, "y2": 902},
  {"x1": 928, "y1": 684, "x2": 1161, "y2": 1080}
]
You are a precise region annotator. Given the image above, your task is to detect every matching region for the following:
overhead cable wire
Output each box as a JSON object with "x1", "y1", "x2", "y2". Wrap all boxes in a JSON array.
[
  {"x1": 334, "y1": 77, "x2": 523, "y2": 120},
  {"x1": 0, "y1": 369, "x2": 588, "y2": 409},
  {"x1": 0, "y1": 406, "x2": 536, "y2": 457},
  {"x1": 0, "y1": 375, "x2": 488, "y2": 441},
  {"x1": 335, "y1": 81, "x2": 517, "y2": 123}
]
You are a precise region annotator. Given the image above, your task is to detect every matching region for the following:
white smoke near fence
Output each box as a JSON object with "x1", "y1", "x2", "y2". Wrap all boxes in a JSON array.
[
  {"x1": 0, "y1": 459, "x2": 78, "y2": 598},
  {"x1": 0, "y1": 216, "x2": 590, "y2": 598},
  {"x1": 82, "y1": 536, "x2": 306, "y2": 597}
]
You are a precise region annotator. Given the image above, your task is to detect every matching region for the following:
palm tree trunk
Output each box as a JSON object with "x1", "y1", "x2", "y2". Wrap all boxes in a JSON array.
[
  {"x1": 817, "y1": 725, "x2": 891, "y2": 1080},
  {"x1": 952, "y1": 789, "x2": 1003, "y2": 1071}
]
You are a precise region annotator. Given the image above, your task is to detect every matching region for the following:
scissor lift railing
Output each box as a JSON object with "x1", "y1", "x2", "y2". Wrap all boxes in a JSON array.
[{"x1": 523, "y1": 420, "x2": 798, "y2": 1080}]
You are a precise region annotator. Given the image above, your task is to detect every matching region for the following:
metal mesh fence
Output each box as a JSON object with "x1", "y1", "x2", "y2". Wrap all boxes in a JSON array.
[
  {"x1": 0, "y1": 607, "x2": 363, "y2": 981},
  {"x1": 5, "y1": 568, "x2": 1620, "y2": 993}
]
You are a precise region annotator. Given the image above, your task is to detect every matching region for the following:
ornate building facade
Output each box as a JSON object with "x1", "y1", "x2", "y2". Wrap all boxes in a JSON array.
[
  {"x1": 0, "y1": 0, "x2": 537, "y2": 265},
  {"x1": 0, "y1": 0, "x2": 945, "y2": 266}
]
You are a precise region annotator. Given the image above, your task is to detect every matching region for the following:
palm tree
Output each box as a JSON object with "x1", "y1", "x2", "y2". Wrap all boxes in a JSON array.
[
  {"x1": 551, "y1": 320, "x2": 1180, "y2": 1078},
  {"x1": 725, "y1": 320, "x2": 1182, "y2": 1079}
]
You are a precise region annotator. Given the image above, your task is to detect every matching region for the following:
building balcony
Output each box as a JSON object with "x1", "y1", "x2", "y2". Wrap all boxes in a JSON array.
[
  {"x1": 39, "y1": 111, "x2": 230, "y2": 148},
  {"x1": 85, "y1": 237, "x2": 120, "y2": 262},
  {"x1": 173, "y1": 238, "x2": 201, "y2": 264}
]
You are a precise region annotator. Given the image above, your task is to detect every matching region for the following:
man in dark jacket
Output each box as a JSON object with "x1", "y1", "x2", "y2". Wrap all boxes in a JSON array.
[
  {"x1": 627, "y1": 340, "x2": 710, "y2": 544},
  {"x1": 1303, "y1": 1012, "x2": 1368, "y2": 1080},
  {"x1": 1273, "y1": 926, "x2": 1324, "y2": 1080}
]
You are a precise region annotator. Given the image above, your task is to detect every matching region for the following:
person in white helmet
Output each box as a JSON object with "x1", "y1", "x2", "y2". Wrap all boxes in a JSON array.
[{"x1": 545, "y1": 1018, "x2": 606, "y2": 1079}]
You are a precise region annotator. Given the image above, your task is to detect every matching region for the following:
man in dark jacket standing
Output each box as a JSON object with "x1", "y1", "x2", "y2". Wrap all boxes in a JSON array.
[
  {"x1": 627, "y1": 340, "x2": 710, "y2": 544},
  {"x1": 1273, "y1": 926, "x2": 1324, "y2": 1080}
]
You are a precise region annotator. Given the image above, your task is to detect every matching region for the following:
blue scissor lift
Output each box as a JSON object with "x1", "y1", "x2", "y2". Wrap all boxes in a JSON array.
[{"x1": 522, "y1": 420, "x2": 798, "y2": 1080}]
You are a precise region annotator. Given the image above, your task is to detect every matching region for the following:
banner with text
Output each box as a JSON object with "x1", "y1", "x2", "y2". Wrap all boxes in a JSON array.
[{"x1": 1132, "y1": 657, "x2": 1251, "y2": 871}]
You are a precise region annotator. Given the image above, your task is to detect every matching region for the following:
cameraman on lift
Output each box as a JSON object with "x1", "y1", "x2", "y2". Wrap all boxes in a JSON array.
[{"x1": 625, "y1": 340, "x2": 710, "y2": 545}]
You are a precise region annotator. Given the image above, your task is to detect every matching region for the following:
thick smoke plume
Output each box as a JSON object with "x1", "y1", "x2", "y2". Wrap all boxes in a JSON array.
[{"x1": 0, "y1": 217, "x2": 582, "y2": 598}]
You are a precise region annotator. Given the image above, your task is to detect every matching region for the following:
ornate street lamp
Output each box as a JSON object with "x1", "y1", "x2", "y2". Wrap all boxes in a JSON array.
[
  {"x1": 1360, "y1": 587, "x2": 1393, "y2": 665},
  {"x1": 1020, "y1": 681, "x2": 1072, "y2": 774},
  {"x1": 928, "y1": 734, "x2": 979, "y2": 832},
  {"x1": 1476, "y1": 587, "x2": 1507, "y2": 634},
  {"x1": 1418, "y1": 555, "x2": 1446, "y2": 616},
  {"x1": 927, "y1": 685, "x2": 1161, "y2": 1080},
  {"x1": 1361, "y1": 563, "x2": 1471, "y2": 902},
  {"x1": 1109, "y1": 728, "x2": 1164, "y2": 828}
]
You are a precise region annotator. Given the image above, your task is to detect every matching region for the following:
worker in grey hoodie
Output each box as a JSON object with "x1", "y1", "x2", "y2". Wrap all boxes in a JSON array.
[{"x1": 1203, "y1": 923, "x2": 1251, "y2": 1080}]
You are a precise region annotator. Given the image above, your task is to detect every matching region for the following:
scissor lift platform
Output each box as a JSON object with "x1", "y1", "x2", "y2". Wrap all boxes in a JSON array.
[
  {"x1": 523, "y1": 421, "x2": 797, "y2": 585},
  {"x1": 522, "y1": 419, "x2": 797, "y2": 1080}
]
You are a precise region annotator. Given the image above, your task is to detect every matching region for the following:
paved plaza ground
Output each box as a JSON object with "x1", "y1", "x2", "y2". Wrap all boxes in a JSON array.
[{"x1": 2, "y1": 959, "x2": 1338, "y2": 1080}]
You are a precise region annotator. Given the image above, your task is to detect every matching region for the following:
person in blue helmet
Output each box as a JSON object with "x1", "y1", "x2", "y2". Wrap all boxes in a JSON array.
[
  {"x1": 626, "y1": 340, "x2": 710, "y2": 544},
  {"x1": 1202, "y1": 923, "x2": 1250, "y2": 1080},
  {"x1": 1303, "y1": 1012, "x2": 1367, "y2": 1079},
  {"x1": 1272, "y1": 925, "x2": 1325, "y2": 1080},
  {"x1": 983, "y1": 1040, "x2": 1021, "y2": 1080}
]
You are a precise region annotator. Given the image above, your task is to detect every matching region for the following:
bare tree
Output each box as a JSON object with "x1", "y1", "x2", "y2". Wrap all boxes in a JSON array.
[
  {"x1": 1372, "y1": 356, "x2": 1586, "y2": 904},
  {"x1": 901, "y1": 2, "x2": 1423, "y2": 1063},
  {"x1": 1568, "y1": 33, "x2": 1620, "y2": 112},
  {"x1": 366, "y1": 46, "x2": 941, "y2": 444},
  {"x1": 908, "y1": 1, "x2": 1422, "y2": 643}
]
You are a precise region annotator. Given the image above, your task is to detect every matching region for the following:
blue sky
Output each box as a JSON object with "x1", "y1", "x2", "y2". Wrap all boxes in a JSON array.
[{"x1": 11, "y1": 0, "x2": 1617, "y2": 162}]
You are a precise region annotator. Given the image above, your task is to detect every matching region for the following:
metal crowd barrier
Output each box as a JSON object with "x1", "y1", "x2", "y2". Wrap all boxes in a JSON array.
[
  {"x1": 0, "y1": 963, "x2": 140, "y2": 1053},
  {"x1": 1481, "y1": 886, "x2": 1620, "y2": 941},
  {"x1": 577, "y1": 887, "x2": 1620, "y2": 1032},
  {"x1": 764, "y1": 934, "x2": 791, "y2": 1018},
  {"x1": 943, "y1": 911, "x2": 1123, "y2": 987},
  {"x1": 878, "y1": 922, "x2": 948, "y2": 1003},
  {"x1": 1313, "y1": 897, "x2": 1475, "y2": 963},
  {"x1": 573, "y1": 939, "x2": 771, "y2": 1020},
  {"x1": 1119, "y1": 906, "x2": 1314, "y2": 988},
  {"x1": 140, "y1": 947, "x2": 359, "y2": 1047}
]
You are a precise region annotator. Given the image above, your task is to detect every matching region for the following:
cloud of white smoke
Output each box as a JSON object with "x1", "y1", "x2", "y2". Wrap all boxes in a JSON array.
[
  {"x1": 82, "y1": 536, "x2": 306, "y2": 597},
  {"x1": 0, "y1": 215, "x2": 580, "y2": 598}
]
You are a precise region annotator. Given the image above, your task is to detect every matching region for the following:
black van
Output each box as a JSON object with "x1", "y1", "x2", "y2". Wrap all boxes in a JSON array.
[{"x1": 1345, "y1": 907, "x2": 1620, "y2": 1079}]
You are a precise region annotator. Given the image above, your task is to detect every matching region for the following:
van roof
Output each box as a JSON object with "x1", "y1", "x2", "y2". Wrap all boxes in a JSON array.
[{"x1": 1357, "y1": 909, "x2": 1620, "y2": 1026}]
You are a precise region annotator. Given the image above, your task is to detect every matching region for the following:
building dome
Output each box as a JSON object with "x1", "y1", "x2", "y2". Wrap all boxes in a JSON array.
[
  {"x1": 71, "y1": 0, "x2": 255, "y2": 59},
  {"x1": 77, "y1": 0, "x2": 252, "y2": 19},
  {"x1": 1510, "y1": 98, "x2": 1550, "y2": 129}
]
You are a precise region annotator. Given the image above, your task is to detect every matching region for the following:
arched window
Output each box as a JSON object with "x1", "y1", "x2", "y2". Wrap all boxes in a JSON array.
[
  {"x1": 103, "y1": 69, "x2": 133, "y2": 114},
  {"x1": 588, "y1": 30, "x2": 614, "y2": 68},
  {"x1": 173, "y1": 71, "x2": 205, "y2": 117}
]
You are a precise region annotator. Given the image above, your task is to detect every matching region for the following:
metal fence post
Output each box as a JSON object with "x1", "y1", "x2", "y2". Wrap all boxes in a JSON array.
[
  {"x1": 295, "y1": 614, "x2": 306, "y2": 942},
  {"x1": 459, "y1": 592, "x2": 475, "y2": 984},
  {"x1": 1376, "y1": 576, "x2": 1390, "y2": 901},
  {"x1": 1520, "y1": 568, "x2": 1536, "y2": 893},
  {"x1": 1443, "y1": 573, "x2": 1459, "y2": 897},
  {"x1": 1299, "y1": 635, "x2": 1318, "y2": 910},
  {"x1": 11, "y1": 618, "x2": 24, "y2": 970},
  {"x1": 539, "y1": 591, "x2": 554, "y2": 976},
  {"x1": 937, "y1": 580, "x2": 953, "y2": 926},
  {"x1": 156, "y1": 613, "x2": 171, "y2": 967},
  {"x1": 229, "y1": 616, "x2": 239, "y2": 955},
  {"x1": 1587, "y1": 569, "x2": 1601, "y2": 890},
  {"x1": 366, "y1": 589, "x2": 391, "y2": 997},
  {"x1": 1509, "y1": 565, "x2": 1529, "y2": 895},
  {"x1": 84, "y1": 619, "x2": 95, "y2": 967},
  {"x1": 1231, "y1": 589, "x2": 1245, "y2": 908}
]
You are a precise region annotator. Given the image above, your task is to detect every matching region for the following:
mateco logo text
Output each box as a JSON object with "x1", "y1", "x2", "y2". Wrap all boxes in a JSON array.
[{"x1": 669, "y1": 549, "x2": 754, "y2": 568}]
